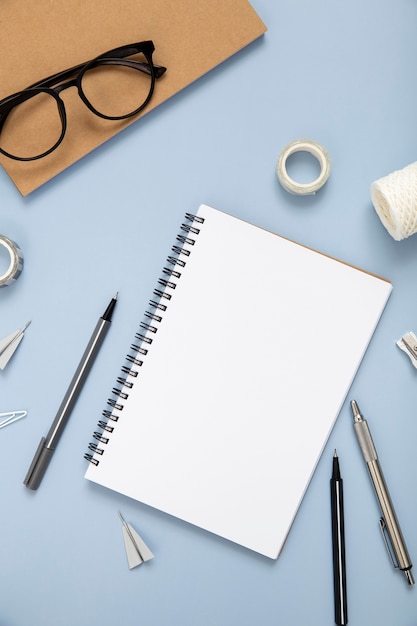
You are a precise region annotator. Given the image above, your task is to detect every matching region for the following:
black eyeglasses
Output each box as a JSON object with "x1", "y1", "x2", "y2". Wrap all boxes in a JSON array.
[{"x1": 0, "y1": 41, "x2": 166, "y2": 161}]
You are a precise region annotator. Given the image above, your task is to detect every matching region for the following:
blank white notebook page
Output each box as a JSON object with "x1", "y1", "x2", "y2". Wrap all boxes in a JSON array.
[{"x1": 85, "y1": 203, "x2": 392, "y2": 559}]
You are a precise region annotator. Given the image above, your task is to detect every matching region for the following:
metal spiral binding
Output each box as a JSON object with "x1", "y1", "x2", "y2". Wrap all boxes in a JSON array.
[{"x1": 84, "y1": 211, "x2": 205, "y2": 465}]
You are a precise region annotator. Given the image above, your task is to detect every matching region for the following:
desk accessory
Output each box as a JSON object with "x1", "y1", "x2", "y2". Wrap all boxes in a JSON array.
[
  {"x1": 0, "y1": 0, "x2": 266, "y2": 195},
  {"x1": 276, "y1": 138, "x2": 331, "y2": 195},
  {"x1": 0, "y1": 321, "x2": 31, "y2": 370},
  {"x1": 84, "y1": 204, "x2": 391, "y2": 559},
  {"x1": 371, "y1": 161, "x2": 417, "y2": 240},
  {"x1": 0, "y1": 234, "x2": 24, "y2": 287},
  {"x1": 350, "y1": 400, "x2": 414, "y2": 586},
  {"x1": 24, "y1": 294, "x2": 118, "y2": 490},
  {"x1": 0, "y1": 41, "x2": 166, "y2": 162},
  {"x1": 0, "y1": 410, "x2": 27, "y2": 430},
  {"x1": 330, "y1": 450, "x2": 348, "y2": 626},
  {"x1": 396, "y1": 331, "x2": 417, "y2": 368},
  {"x1": 118, "y1": 511, "x2": 154, "y2": 569}
]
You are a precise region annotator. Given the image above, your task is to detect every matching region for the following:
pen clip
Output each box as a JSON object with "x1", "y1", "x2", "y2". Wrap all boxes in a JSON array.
[
  {"x1": 379, "y1": 517, "x2": 399, "y2": 570},
  {"x1": 0, "y1": 410, "x2": 27, "y2": 429}
]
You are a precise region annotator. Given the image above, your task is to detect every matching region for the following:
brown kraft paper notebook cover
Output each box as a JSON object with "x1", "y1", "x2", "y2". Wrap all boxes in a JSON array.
[{"x1": 0, "y1": 0, "x2": 266, "y2": 195}]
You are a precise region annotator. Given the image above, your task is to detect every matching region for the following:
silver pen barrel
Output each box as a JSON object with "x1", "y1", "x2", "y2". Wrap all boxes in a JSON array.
[{"x1": 351, "y1": 400, "x2": 414, "y2": 586}]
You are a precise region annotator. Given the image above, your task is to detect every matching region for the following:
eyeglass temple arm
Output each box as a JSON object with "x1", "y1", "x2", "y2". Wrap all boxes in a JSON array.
[
  {"x1": 27, "y1": 53, "x2": 166, "y2": 90},
  {"x1": 98, "y1": 46, "x2": 166, "y2": 76}
]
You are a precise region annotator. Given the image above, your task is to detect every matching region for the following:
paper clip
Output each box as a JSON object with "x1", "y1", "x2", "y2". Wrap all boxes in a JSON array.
[
  {"x1": 396, "y1": 331, "x2": 417, "y2": 368},
  {"x1": 379, "y1": 517, "x2": 399, "y2": 570},
  {"x1": 0, "y1": 410, "x2": 27, "y2": 429}
]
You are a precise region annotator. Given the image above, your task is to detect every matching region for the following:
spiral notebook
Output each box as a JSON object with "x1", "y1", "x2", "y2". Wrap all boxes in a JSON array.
[{"x1": 84, "y1": 204, "x2": 392, "y2": 559}]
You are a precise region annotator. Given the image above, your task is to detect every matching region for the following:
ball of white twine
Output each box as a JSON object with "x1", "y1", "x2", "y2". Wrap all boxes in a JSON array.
[{"x1": 371, "y1": 161, "x2": 417, "y2": 241}]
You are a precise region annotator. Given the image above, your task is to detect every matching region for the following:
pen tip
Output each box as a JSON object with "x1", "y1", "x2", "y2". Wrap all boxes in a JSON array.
[
  {"x1": 350, "y1": 399, "x2": 360, "y2": 417},
  {"x1": 113, "y1": 292, "x2": 119, "y2": 300},
  {"x1": 334, "y1": 449, "x2": 337, "y2": 457}
]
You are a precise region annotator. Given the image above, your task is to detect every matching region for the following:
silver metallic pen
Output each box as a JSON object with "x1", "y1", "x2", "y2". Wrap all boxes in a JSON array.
[
  {"x1": 350, "y1": 400, "x2": 414, "y2": 586},
  {"x1": 24, "y1": 293, "x2": 118, "y2": 490}
]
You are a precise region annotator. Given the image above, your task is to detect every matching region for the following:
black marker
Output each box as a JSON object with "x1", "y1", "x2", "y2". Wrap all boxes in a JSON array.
[
  {"x1": 331, "y1": 450, "x2": 348, "y2": 625},
  {"x1": 24, "y1": 294, "x2": 118, "y2": 490}
]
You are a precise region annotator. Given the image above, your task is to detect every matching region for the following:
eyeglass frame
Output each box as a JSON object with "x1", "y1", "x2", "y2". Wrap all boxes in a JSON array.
[{"x1": 0, "y1": 40, "x2": 167, "y2": 161}]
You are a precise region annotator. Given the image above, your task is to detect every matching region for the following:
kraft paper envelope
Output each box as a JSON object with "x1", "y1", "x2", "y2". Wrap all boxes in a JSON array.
[{"x1": 0, "y1": 0, "x2": 266, "y2": 195}]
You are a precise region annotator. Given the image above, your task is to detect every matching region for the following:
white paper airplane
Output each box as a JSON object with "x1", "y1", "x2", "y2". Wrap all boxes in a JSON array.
[
  {"x1": 118, "y1": 511, "x2": 154, "y2": 569},
  {"x1": 0, "y1": 321, "x2": 31, "y2": 370}
]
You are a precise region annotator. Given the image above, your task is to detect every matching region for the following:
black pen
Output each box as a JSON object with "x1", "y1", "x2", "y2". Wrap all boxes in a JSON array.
[
  {"x1": 24, "y1": 293, "x2": 118, "y2": 490},
  {"x1": 331, "y1": 450, "x2": 348, "y2": 625}
]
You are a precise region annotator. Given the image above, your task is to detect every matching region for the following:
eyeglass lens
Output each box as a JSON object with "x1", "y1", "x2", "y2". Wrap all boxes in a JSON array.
[
  {"x1": 81, "y1": 61, "x2": 153, "y2": 118},
  {"x1": 0, "y1": 92, "x2": 63, "y2": 161},
  {"x1": 0, "y1": 54, "x2": 155, "y2": 160}
]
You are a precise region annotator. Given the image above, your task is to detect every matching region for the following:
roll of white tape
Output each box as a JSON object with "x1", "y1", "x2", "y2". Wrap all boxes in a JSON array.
[
  {"x1": 0, "y1": 234, "x2": 24, "y2": 287},
  {"x1": 276, "y1": 138, "x2": 331, "y2": 195},
  {"x1": 371, "y1": 161, "x2": 417, "y2": 241}
]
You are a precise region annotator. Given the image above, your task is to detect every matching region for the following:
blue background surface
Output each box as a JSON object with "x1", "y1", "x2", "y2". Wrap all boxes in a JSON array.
[{"x1": 1, "y1": 1, "x2": 417, "y2": 624}]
